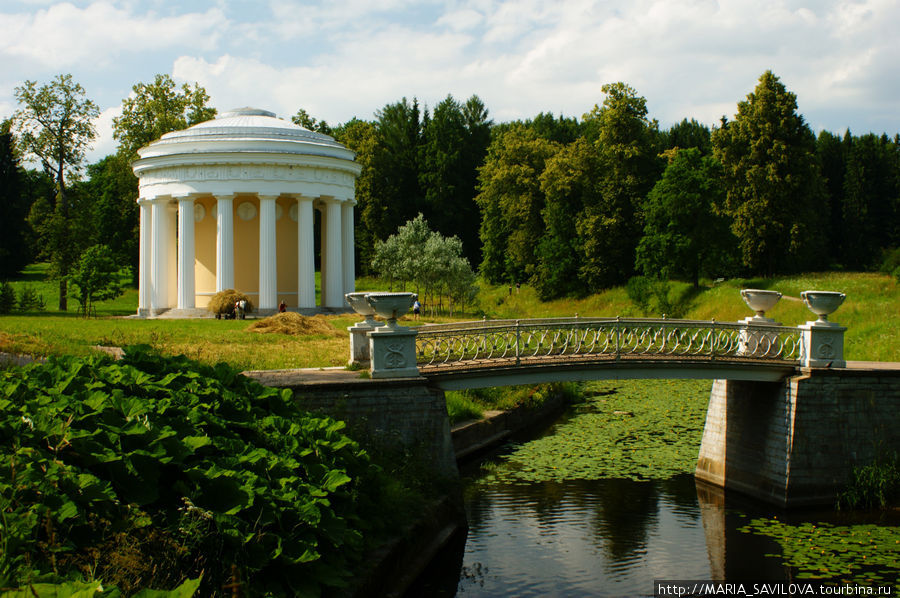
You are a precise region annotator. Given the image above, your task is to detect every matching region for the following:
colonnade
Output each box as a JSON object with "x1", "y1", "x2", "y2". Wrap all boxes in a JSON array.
[{"x1": 137, "y1": 193, "x2": 355, "y2": 316}]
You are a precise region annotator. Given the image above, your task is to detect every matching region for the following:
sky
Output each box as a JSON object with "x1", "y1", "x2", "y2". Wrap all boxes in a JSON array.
[{"x1": 1, "y1": 0, "x2": 898, "y2": 164}]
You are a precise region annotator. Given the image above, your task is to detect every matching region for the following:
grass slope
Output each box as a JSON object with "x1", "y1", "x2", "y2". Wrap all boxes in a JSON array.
[{"x1": 2, "y1": 268, "x2": 898, "y2": 369}]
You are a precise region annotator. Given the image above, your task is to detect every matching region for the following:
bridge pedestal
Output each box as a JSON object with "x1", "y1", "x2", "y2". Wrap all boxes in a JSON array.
[
  {"x1": 696, "y1": 368, "x2": 900, "y2": 507},
  {"x1": 368, "y1": 326, "x2": 420, "y2": 379},
  {"x1": 799, "y1": 321, "x2": 846, "y2": 368},
  {"x1": 348, "y1": 320, "x2": 382, "y2": 367}
]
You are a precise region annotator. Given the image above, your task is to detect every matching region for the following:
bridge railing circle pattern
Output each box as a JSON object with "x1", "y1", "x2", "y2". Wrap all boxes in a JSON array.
[{"x1": 414, "y1": 317, "x2": 802, "y2": 367}]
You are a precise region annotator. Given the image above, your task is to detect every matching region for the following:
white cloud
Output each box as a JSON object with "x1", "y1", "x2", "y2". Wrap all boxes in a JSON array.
[
  {"x1": 0, "y1": 2, "x2": 227, "y2": 69},
  {"x1": 4, "y1": 0, "x2": 900, "y2": 157}
]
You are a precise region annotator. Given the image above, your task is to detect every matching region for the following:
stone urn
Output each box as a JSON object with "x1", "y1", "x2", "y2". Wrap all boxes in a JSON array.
[
  {"x1": 800, "y1": 291, "x2": 846, "y2": 325},
  {"x1": 345, "y1": 292, "x2": 381, "y2": 327},
  {"x1": 740, "y1": 289, "x2": 782, "y2": 321},
  {"x1": 345, "y1": 292, "x2": 384, "y2": 366},
  {"x1": 365, "y1": 292, "x2": 417, "y2": 330}
]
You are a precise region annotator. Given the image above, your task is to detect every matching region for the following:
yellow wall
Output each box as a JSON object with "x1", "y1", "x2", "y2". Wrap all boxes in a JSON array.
[
  {"x1": 191, "y1": 195, "x2": 307, "y2": 308},
  {"x1": 234, "y1": 195, "x2": 259, "y2": 296},
  {"x1": 276, "y1": 197, "x2": 299, "y2": 306},
  {"x1": 194, "y1": 196, "x2": 217, "y2": 308}
]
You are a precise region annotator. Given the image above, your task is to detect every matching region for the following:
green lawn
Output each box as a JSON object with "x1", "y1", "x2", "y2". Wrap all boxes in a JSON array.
[{"x1": 2, "y1": 267, "x2": 899, "y2": 369}]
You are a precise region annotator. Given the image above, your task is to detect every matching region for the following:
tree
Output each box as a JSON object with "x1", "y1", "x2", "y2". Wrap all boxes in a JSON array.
[
  {"x1": 371, "y1": 213, "x2": 431, "y2": 289},
  {"x1": 662, "y1": 118, "x2": 712, "y2": 155},
  {"x1": 841, "y1": 133, "x2": 900, "y2": 268},
  {"x1": 369, "y1": 98, "x2": 425, "y2": 239},
  {"x1": 333, "y1": 118, "x2": 378, "y2": 274},
  {"x1": 68, "y1": 244, "x2": 131, "y2": 317},
  {"x1": 635, "y1": 148, "x2": 735, "y2": 286},
  {"x1": 527, "y1": 112, "x2": 581, "y2": 144},
  {"x1": 112, "y1": 74, "x2": 216, "y2": 158},
  {"x1": 711, "y1": 71, "x2": 826, "y2": 275},
  {"x1": 370, "y1": 214, "x2": 476, "y2": 314},
  {"x1": 419, "y1": 94, "x2": 491, "y2": 265},
  {"x1": 13, "y1": 74, "x2": 99, "y2": 311},
  {"x1": 79, "y1": 154, "x2": 141, "y2": 283},
  {"x1": 536, "y1": 138, "x2": 600, "y2": 299},
  {"x1": 0, "y1": 120, "x2": 31, "y2": 278},
  {"x1": 291, "y1": 108, "x2": 332, "y2": 135},
  {"x1": 475, "y1": 125, "x2": 560, "y2": 283},
  {"x1": 578, "y1": 82, "x2": 662, "y2": 289},
  {"x1": 816, "y1": 130, "x2": 850, "y2": 265}
]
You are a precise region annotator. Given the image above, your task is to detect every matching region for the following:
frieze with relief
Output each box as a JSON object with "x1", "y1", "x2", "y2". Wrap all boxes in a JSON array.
[{"x1": 139, "y1": 163, "x2": 354, "y2": 188}]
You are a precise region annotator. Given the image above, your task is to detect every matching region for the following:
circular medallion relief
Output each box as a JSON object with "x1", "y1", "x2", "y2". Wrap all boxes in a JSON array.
[
  {"x1": 193, "y1": 203, "x2": 206, "y2": 223},
  {"x1": 237, "y1": 202, "x2": 257, "y2": 221},
  {"x1": 289, "y1": 204, "x2": 298, "y2": 222},
  {"x1": 275, "y1": 204, "x2": 284, "y2": 221}
]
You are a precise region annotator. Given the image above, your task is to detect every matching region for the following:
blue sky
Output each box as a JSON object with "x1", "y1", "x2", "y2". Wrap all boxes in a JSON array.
[{"x1": 2, "y1": 0, "x2": 898, "y2": 164}]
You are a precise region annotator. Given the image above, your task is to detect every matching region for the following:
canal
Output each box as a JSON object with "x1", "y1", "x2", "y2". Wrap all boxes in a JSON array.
[{"x1": 406, "y1": 379, "x2": 900, "y2": 596}]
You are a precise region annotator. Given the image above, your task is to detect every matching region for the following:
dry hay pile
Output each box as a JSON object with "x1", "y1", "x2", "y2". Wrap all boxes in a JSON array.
[
  {"x1": 248, "y1": 312, "x2": 341, "y2": 336},
  {"x1": 208, "y1": 289, "x2": 254, "y2": 316}
]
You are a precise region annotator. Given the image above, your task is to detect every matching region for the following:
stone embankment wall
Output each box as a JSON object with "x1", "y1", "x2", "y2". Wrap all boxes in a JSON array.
[
  {"x1": 246, "y1": 372, "x2": 460, "y2": 481},
  {"x1": 696, "y1": 367, "x2": 900, "y2": 507}
]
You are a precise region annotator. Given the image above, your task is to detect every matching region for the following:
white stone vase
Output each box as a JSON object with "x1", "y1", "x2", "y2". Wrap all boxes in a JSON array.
[
  {"x1": 365, "y1": 292, "x2": 417, "y2": 329},
  {"x1": 345, "y1": 291, "x2": 381, "y2": 327},
  {"x1": 800, "y1": 291, "x2": 846, "y2": 325},
  {"x1": 740, "y1": 289, "x2": 782, "y2": 321}
]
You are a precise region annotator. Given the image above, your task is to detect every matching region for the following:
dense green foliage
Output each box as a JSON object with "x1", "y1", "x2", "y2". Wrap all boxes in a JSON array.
[
  {"x1": 5, "y1": 70, "x2": 900, "y2": 306},
  {"x1": 0, "y1": 121, "x2": 31, "y2": 279},
  {"x1": 0, "y1": 348, "x2": 397, "y2": 596},
  {"x1": 636, "y1": 148, "x2": 735, "y2": 286}
]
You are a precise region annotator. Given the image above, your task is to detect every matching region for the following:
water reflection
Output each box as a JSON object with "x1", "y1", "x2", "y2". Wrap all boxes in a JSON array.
[{"x1": 409, "y1": 475, "x2": 733, "y2": 597}]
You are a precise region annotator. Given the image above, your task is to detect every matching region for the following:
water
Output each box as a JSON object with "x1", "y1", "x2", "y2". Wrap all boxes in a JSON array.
[
  {"x1": 408, "y1": 474, "x2": 798, "y2": 597},
  {"x1": 405, "y1": 379, "x2": 899, "y2": 597}
]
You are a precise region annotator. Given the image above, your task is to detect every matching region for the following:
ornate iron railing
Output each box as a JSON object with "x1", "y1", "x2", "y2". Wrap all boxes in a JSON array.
[{"x1": 415, "y1": 317, "x2": 802, "y2": 367}]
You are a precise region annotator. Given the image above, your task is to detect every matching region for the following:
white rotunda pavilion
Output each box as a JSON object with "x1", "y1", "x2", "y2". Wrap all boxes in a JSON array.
[{"x1": 132, "y1": 108, "x2": 361, "y2": 316}]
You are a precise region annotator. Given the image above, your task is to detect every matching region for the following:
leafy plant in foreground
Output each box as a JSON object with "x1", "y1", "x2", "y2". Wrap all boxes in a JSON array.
[{"x1": 0, "y1": 347, "x2": 389, "y2": 596}]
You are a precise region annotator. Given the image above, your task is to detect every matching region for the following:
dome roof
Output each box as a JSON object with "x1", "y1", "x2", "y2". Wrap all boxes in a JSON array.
[{"x1": 136, "y1": 107, "x2": 353, "y2": 161}]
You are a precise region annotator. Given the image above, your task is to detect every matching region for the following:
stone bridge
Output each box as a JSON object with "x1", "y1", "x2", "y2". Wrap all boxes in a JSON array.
[{"x1": 250, "y1": 296, "x2": 899, "y2": 508}]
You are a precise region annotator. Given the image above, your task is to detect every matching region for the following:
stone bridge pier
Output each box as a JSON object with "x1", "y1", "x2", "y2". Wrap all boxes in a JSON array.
[{"x1": 696, "y1": 365, "x2": 900, "y2": 507}]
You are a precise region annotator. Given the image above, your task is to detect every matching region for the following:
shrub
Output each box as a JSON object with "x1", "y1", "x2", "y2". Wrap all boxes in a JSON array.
[
  {"x1": 0, "y1": 281, "x2": 14, "y2": 314},
  {"x1": 207, "y1": 289, "x2": 254, "y2": 318},
  {"x1": 879, "y1": 247, "x2": 900, "y2": 275},
  {"x1": 68, "y1": 244, "x2": 131, "y2": 317},
  {"x1": 836, "y1": 453, "x2": 900, "y2": 510},
  {"x1": 16, "y1": 284, "x2": 45, "y2": 312},
  {"x1": 0, "y1": 347, "x2": 392, "y2": 596}
]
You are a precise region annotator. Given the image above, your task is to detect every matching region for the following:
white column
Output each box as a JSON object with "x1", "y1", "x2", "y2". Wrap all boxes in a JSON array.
[
  {"x1": 342, "y1": 200, "x2": 355, "y2": 300},
  {"x1": 297, "y1": 196, "x2": 315, "y2": 308},
  {"x1": 216, "y1": 194, "x2": 235, "y2": 292},
  {"x1": 138, "y1": 199, "x2": 151, "y2": 315},
  {"x1": 323, "y1": 198, "x2": 343, "y2": 308},
  {"x1": 258, "y1": 194, "x2": 278, "y2": 310},
  {"x1": 176, "y1": 195, "x2": 196, "y2": 309},
  {"x1": 165, "y1": 202, "x2": 178, "y2": 308},
  {"x1": 150, "y1": 198, "x2": 169, "y2": 314}
]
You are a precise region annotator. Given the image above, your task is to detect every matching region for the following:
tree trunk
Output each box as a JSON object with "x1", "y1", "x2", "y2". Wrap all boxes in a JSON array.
[{"x1": 58, "y1": 278, "x2": 67, "y2": 312}]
